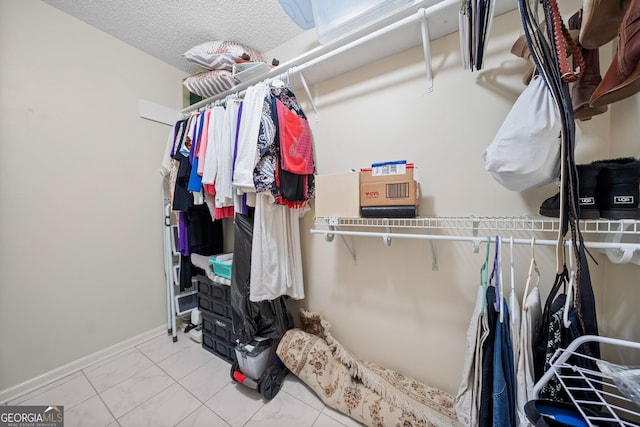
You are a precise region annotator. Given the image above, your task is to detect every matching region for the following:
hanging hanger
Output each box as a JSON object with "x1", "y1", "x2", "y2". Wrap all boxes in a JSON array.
[
  {"x1": 498, "y1": 236, "x2": 504, "y2": 323},
  {"x1": 509, "y1": 236, "x2": 515, "y2": 293},
  {"x1": 490, "y1": 235, "x2": 501, "y2": 314},
  {"x1": 563, "y1": 242, "x2": 576, "y2": 328},
  {"x1": 508, "y1": 236, "x2": 516, "y2": 319},
  {"x1": 522, "y1": 237, "x2": 541, "y2": 309},
  {"x1": 480, "y1": 236, "x2": 491, "y2": 316},
  {"x1": 270, "y1": 75, "x2": 286, "y2": 88}
]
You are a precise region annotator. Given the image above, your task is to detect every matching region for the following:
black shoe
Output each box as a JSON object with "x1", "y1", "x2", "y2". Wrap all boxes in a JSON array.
[
  {"x1": 577, "y1": 163, "x2": 603, "y2": 219},
  {"x1": 539, "y1": 192, "x2": 561, "y2": 218},
  {"x1": 538, "y1": 164, "x2": 603, "y2": 219},
  {"x1": 594, "y1": 157, "x2": 640, "y2": 219}
]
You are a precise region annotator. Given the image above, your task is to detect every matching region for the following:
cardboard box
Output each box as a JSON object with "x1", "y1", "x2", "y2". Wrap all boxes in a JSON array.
[
  {"x1": 315, "y1": 172, "x2": 360, "y2": 218},
  {"x1": 360, "y1": 180, "x2": 419, "y2": 207},
  {"x1": 360, "y1": 163, "x2": 414, "y2": 184}
]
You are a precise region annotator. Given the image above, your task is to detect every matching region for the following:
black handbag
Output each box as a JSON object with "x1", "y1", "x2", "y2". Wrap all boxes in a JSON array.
[{"x1": 533, "y1": 267, "x2": 568, "y2": 382}]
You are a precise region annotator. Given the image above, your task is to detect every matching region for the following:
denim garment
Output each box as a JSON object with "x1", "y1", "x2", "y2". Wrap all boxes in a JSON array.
[{"x1": 493, "y1": 300, "x2": 516, "y2": 427}]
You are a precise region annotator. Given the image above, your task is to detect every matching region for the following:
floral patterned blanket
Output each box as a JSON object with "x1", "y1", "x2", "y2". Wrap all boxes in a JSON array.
[{"x1": 276, "y1": 311, "x2": 461, "y2": 427}]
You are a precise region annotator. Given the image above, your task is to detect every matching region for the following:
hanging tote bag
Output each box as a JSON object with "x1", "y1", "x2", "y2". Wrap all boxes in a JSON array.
[{"x1": 483, "y1": 75, "x2": 562, "y2": 191}]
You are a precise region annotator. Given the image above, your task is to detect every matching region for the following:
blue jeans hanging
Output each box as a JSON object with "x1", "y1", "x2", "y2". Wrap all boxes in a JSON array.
[{"x1": 493, "y1": 300, "x2": 516, "y2": 427}]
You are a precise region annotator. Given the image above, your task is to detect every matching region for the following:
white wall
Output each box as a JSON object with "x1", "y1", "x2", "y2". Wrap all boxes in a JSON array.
[
  {"x1": 270, "y1": 1, "x2": 640, "y2": 396},
  {"x1": 0, "y1": 1, "x2": 187, "y2": 392}
]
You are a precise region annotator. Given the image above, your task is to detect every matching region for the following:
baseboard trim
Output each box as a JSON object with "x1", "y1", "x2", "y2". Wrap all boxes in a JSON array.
[{"x1": 0, "y1": 325, "x2": 167, "y2": 404}]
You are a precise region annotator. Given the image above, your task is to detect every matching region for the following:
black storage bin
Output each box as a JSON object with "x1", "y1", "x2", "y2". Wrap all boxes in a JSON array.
[
  {"x1": 202, "y1": 311, "x2": 236, "y2": 345},
  {"x1": 198, "y1": 276, "x2": 230, "y2": 302},
  {"x1": 202, "y1": 332, "x2": 236, "y2": 363},
  {"x1": 197, "y1": 275, "x2": 232, "y2": 319},
  {"x1": 198, "y1": 293, "x2": 233, "y2": 320}
]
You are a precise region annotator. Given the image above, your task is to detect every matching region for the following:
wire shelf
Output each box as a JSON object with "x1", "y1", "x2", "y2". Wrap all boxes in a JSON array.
[{"x1": 314, "y1": 216, "x2": 640, "y2": 235}]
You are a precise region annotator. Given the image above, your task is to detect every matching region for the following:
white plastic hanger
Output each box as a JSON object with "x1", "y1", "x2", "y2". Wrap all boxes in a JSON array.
[
  {"x1": 522, "y1": 237, "x2": 541, "y2": 309},
  {"x1": 271, "y1": 77, "x2": 286, "y2": 88},
  {"x1": 498, "y1": 236, "x2": 505, "y2": 323},
  {"x1": 563, "y1": 243, "x2": 576, "y2": 328},
  {"x1": 490, "y1": 236, "x2": 501, "y2": 315},
  {"x1": 508, "y1": 236, "x2": 517, "y2": 317},
  {"x1": 509, "y1": 236, "x2": 515, "y2": 293},
  {"x1": 480, "y1": 236, "x2": 491, "y2": 316}
]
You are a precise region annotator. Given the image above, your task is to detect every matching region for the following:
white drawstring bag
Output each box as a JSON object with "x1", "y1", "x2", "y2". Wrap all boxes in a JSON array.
[{"x1": 483, "y1": 75, "x2": 566, "y2": 191}]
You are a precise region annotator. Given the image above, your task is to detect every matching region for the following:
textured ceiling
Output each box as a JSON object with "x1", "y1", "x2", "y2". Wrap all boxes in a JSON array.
[{"x1": 41, "y1": 0, "x2": 307, "y2": 75}]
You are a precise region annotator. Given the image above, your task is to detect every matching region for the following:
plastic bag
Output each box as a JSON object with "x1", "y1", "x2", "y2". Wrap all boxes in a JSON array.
[{"x1": 597, "y1": 360, "x2": 640, "y2": 407}]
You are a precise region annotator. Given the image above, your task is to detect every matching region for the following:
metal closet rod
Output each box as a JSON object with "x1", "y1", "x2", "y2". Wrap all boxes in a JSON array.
[
  {"x1": 181, "y1": 0, "x2": 458, "y2": 114},
  {"x1": 309, "y1": 228, "x2": 640, "y2": 251}
]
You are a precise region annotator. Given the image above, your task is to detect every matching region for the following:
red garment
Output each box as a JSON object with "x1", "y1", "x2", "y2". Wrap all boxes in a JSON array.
[
  {"x1": 215, "y1": 206, "x2": 235, "y2": 220},
  {"x1": 276, "y1": 99, "x2": 314, "y2": 175}
]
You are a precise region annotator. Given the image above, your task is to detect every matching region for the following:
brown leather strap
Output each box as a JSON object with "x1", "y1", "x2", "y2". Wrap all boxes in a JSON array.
[{"x1": 549, "y1": 0, "x2": 584, "y2": 82}]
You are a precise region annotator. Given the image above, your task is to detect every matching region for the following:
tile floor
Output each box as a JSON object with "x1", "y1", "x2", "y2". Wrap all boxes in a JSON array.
[{"x1": 3, "y1": 332, "x2": 364, "y2": 427}]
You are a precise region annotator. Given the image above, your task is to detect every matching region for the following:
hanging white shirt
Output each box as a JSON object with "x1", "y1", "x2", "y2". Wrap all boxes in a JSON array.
[
  {"x1": 216, "y1": 100, "x2": 239, "y2": 206},
  {"x1": 249, "y1": 193, "x2": 307, "y2": 302},
  {"x1": 516, "y1": 287, "x2": 542, "y2": 427},
  {"x1": 201, "y1": 106, "x2": 224, "y2": 186},
  {"x1": 233, "y1": 83, "x2": 268, "y2": 193}
]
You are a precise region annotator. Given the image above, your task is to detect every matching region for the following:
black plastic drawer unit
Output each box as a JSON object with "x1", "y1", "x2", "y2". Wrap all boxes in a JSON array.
[
  {"x1": 196, "y1": 275, "x2": 232, "y2": 320},
  {"x1": 202, "y1": 311, "x2": 236, "y2": 346}
]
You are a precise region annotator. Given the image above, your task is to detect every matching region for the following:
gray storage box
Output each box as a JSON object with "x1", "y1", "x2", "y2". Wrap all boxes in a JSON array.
[{"x1": 234, "y1": 337, "x2": 272, "y2": 380}]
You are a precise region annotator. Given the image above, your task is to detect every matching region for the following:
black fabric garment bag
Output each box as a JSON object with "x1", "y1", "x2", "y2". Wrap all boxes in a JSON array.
[{"x1": 230, "y1": 212, "x2": 293, "y2": 344}]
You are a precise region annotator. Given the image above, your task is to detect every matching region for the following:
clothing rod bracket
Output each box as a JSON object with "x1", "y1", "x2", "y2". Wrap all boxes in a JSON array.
[
  {"x1": 298, "y1": 72, "x2": 318, "y2": 120},
  {"x1": 602, "y1": 220, "x2": 640, "y2": 265},
  {"x1": 472, "y1": 220, "x2": 480, "y2": 253},
  {"x1": 419, "y1": 9, "x2": 434, "y2": 93},
  {"x1": 324, "y1": 219, "x2": 356, "y2": 261},
  {"x1": 429, "y1": 239, "x2": 439, "y2": 271},
  {"x1": 383, "y1": 222, "x2": 392, "y2": 247}
]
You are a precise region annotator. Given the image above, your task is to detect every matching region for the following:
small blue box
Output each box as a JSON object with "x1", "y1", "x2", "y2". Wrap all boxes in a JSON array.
[{"x1": 209, "y1": 253, "x2": 233, "y2": 279}]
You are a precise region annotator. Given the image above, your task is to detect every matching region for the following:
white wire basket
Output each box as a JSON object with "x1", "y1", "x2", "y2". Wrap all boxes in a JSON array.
[{"x1": 533, "y1": 335, "x2": 640, "y2": 426}]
